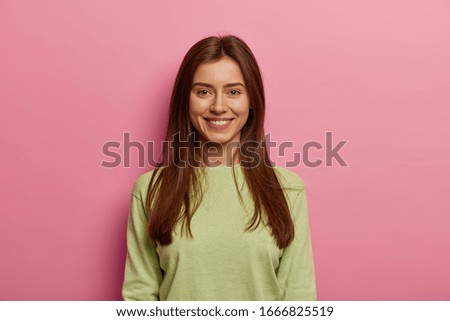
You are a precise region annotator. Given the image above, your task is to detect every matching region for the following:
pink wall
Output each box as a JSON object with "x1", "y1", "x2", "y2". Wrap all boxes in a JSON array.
[{"x1": 1, "y1": 0, "x2": 449, "y2": 300}]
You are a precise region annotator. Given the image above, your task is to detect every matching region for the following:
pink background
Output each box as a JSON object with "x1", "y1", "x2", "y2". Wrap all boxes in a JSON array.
[{"x1": 1, "y1": 0, "x2": 449, "y2": 300}]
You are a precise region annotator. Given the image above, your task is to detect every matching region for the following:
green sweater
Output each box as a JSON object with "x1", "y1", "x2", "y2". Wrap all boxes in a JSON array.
[{"x1": 122, "y1": 164, "x2": 317, "y2": 301}]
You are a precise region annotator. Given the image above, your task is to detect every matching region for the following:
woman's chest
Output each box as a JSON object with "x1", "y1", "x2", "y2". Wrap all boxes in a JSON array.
[{"x1": 156, "y1": 189, "x2": 282, "y2": 272}]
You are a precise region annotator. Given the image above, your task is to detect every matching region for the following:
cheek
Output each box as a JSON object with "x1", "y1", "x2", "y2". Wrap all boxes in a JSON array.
[
  {"x1": 188, "y1": 98, "x2": 206, "y2": 129},
  {"x1": 233, "y1": 104, "x2": 250, "y2": 117},
  {"x1": 188, "y1": 110, "x2": 200, "y2": 133},
  {"x1": 189, "y1": 96, "x2": 209, "y2": 115},
  {"x1": 229, "y1": 96, "x2": 250, "y2": 113},
  {"x1": 237, "y1": 104, "x2": 251, "y2": 126},
  {"x1": 241, "y1": 113, "x2": 250, "y2": 128},
  {"x1": 188, "y1": 98, "x2": 199, "y2": 120},
  {"x1": 188, "y1": 109, "x2": 195, "y2": 125}
]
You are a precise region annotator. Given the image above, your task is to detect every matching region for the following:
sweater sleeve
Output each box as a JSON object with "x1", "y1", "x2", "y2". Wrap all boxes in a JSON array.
[
  {"x1": 122, "y1": 192, "x2": 162, "y2": 300},
  {"x1": 276, "y1": 186, "x2": 317, "y2": 300}
]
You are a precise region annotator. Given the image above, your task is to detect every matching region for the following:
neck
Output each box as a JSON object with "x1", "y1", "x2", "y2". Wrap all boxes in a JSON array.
[{"x1": 194, "y1": 141, "x2": 241, "y2": 167}]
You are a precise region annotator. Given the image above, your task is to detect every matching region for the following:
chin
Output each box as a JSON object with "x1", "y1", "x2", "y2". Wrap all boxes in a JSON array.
[{"x1": 204, "y1": 137, "x2": 231, "y2": 144}]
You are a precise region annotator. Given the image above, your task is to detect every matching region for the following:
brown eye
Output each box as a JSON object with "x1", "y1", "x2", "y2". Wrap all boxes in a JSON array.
[
  {"x1": 197, "y1": 89, "x2": 209, "y2": 96},
  {"x1": 229, "y1": 89, "x2": 240, "y2": 96}
]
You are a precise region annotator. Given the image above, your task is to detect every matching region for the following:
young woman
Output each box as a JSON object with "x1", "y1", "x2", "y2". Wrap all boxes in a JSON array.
[{"x1": 122, "y1": 35, "x2": 317, "y2": 301}]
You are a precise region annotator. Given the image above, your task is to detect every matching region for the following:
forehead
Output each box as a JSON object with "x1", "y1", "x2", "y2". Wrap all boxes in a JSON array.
[{"x1": 192, "y1": 56, "x2": 245, "y2": 84}]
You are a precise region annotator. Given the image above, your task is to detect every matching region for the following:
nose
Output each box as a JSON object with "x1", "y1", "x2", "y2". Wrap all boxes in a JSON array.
[{"x1": 209, "y1": 94, "x2": 228, "y2": 113}]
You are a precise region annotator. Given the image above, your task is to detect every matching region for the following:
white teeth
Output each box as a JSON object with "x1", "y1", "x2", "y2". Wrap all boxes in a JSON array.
[{"x1": 208, "y1": 120, "x2": 231, "y2": 125}]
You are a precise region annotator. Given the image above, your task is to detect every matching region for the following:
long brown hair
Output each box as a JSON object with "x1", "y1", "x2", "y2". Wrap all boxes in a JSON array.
[{"x1": 146, "y1": 34, "x2": 295, "y2": 249}]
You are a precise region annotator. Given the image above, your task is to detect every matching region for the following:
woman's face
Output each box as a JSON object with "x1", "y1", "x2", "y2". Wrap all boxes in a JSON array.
[{"x1": 189, "y1": 56, "x2": 250, "y2": 149}]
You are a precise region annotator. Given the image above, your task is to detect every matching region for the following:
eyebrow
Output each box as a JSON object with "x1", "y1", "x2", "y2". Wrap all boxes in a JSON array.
[{"x1": 191, "y1": 82, "x2": 246, "y2": 89}]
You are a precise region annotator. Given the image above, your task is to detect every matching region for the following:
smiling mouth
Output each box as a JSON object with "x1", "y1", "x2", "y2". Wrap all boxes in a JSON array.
[{"x1": 204, "y1": 118, "x2": 234, "y2": 129}]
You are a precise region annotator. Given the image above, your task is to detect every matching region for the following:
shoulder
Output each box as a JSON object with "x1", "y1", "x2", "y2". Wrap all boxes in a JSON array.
[
  {"x1": 131, "y1": 168, "x2": 163, "y2": 200},
  {"x1": 272, "y1": 165, "x2": 306, "y2": 192}
]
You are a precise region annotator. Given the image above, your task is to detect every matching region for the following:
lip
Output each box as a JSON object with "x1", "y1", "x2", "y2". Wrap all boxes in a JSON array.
[
  {"x1": 203, "y1": 117, "x2": 235, "y2": 121},
  {"x1": 204, "y1": 117, "x2": 234, "y2": 129}
]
